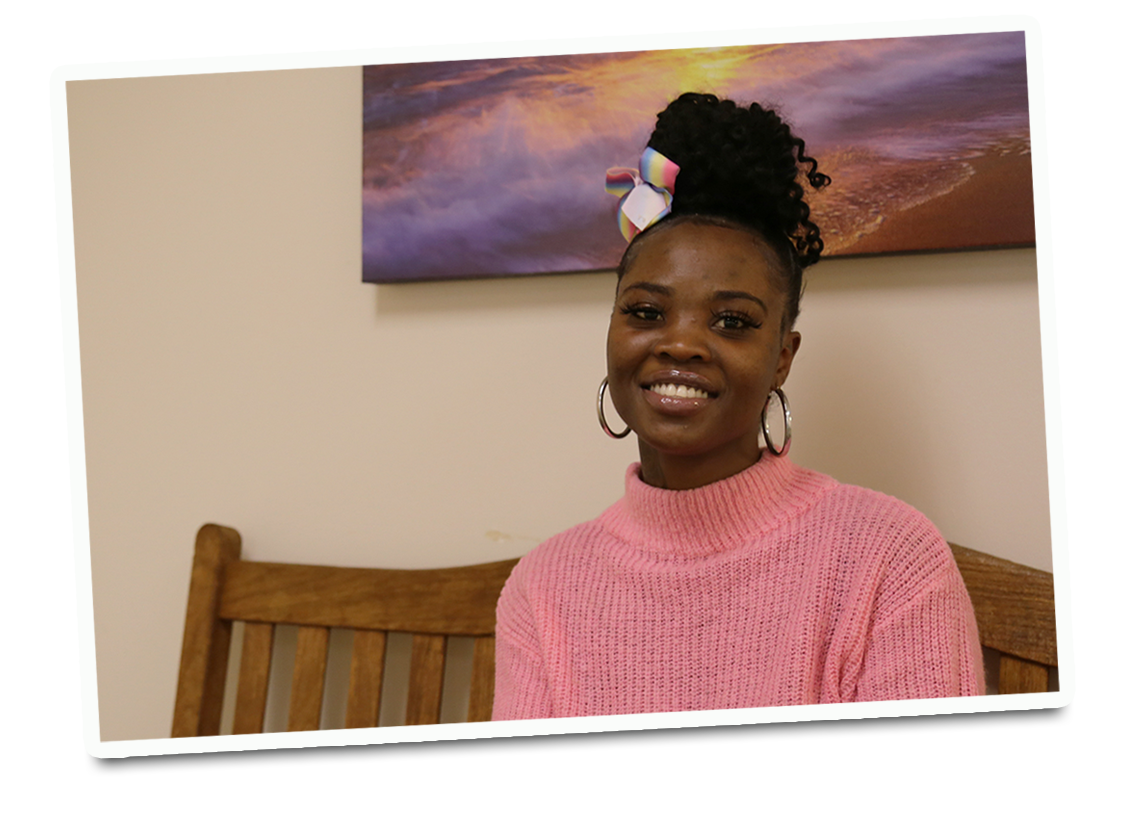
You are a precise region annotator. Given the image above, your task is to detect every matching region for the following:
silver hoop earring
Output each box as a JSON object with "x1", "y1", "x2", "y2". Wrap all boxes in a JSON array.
[
  {"x1": 760, "y1": 388, "x2": 792, "y2": 456},
  {"x1": 597, "y1": 377, "x2": 631, "y2": 439}
]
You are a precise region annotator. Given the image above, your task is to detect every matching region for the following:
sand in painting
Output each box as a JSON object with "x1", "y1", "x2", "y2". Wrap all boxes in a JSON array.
[{"x1": 836, "y1": 148, "x2": 1036, "y2": 256}]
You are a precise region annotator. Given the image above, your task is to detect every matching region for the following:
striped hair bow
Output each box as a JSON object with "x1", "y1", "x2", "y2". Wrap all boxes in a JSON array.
[{"x1": 605, "y1": 147, "x2": 680, "y2": 242}]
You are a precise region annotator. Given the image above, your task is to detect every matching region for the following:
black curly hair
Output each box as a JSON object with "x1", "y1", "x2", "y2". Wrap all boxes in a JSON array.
[{"x1": 618, "y1": 92, "x2": 830, "y2": 329}]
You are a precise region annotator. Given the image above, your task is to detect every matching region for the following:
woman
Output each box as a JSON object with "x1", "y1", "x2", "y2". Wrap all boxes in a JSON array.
[{"x1": 492, "y1": 93, "x2": 984, "y2": 720}]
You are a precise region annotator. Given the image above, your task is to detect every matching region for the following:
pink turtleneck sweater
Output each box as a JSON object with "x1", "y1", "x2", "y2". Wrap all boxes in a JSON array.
[{"x1": 493, "y1": 453, "x2": 984, "y2": 720}]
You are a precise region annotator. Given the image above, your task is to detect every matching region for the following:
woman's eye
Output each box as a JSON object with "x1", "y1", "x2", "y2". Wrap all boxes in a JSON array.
[
  {"x1": 622, "y1": 305, "x2": 662, "y2": 321},
  {"x1": 714, "y1": 312, "x2": 761, "y2": 330}
]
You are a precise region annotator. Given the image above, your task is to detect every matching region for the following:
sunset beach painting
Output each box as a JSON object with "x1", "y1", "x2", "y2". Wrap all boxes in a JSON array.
[{"x1": 362, "y1": 32, "x2": 1033, "y2": 283}]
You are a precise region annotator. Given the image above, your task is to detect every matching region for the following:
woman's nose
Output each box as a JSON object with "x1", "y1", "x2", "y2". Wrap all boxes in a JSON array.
[{"x1": 654, "y1": 317, "x2": 711, "y2": 362}]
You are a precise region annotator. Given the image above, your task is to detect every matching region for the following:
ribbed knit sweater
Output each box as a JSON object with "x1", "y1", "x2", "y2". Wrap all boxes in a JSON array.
[{"x1": 493, "y1": 453, "x2": 984, "y2": 720}]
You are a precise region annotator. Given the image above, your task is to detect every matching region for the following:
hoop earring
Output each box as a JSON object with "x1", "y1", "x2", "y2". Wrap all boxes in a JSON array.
[
  {"x1": 760, "y1": 388, "x2": 792, "y2": 456},
  {"x1": 597, "y1": 377, "x2": 631, "y2": 439}
]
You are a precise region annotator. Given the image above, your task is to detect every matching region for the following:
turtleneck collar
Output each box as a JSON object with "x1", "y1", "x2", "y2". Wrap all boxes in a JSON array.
[{"x1": 598, "y1": 452, "x2": 836, "y2": 558}]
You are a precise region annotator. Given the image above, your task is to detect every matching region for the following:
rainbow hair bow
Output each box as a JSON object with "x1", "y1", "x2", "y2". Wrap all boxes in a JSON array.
[{"x1": 605, "y1": 147, "x2": 681, "y2": 242}]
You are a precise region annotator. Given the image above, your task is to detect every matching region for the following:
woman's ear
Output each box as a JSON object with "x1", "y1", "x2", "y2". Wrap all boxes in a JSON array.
[{"x1": 774, "y1": 330, "x2": 800, "y2": 389}]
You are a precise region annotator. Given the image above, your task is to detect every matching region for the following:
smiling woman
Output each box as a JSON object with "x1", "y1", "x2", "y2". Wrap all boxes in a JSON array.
[{"x1": 492, "y1": 93, "x2": 984, "y2": 720}]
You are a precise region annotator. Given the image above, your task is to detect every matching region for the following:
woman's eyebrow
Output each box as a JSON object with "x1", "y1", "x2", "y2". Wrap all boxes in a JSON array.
[
  {"x1": 713, "y1": 290, "x2": 768, "y2": 311},
  {"x1": 621, "y1": 283, "x2": 769, "y2": 312},
  {"x1": 621, "y1": 281, "x2": 673, "y2": 296}
]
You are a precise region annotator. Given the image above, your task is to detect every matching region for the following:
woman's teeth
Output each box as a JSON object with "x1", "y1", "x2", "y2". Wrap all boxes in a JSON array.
[{"x1": 648, "y1": 383, "x2": 711, "y2": 399}]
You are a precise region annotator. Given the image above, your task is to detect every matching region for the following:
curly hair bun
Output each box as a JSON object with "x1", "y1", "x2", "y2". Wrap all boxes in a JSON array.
[{"x1": 647, "y1": 92, "x2": 830, "y2": 271}]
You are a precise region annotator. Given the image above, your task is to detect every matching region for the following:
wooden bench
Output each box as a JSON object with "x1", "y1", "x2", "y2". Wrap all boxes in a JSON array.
[{"x1": 171, "y1": 524, "x2": 518, "y2": 736}]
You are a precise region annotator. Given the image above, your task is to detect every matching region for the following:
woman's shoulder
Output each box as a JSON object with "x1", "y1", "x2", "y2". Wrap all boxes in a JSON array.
[
  {"x1": 781, "y1": 459, "x2": 936, "y2": 540},
  {"x1": 818, "y1": 479, "x2": 936, "y2": 529},
  {"x1": 809, "y1": 478, "x2": 957, "y2": 588},
  {"x1": 503, "y1": 516, "x2": 613, "y2": 591}
]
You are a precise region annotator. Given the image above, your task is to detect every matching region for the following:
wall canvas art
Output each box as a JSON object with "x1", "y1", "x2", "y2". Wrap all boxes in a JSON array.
[{"x1": 362, "y1": 32, "x2": 1033, "y2": 283}]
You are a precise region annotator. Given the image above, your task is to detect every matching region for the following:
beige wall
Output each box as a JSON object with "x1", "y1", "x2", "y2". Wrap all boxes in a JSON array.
[{"x1": 67, "y1": 67, "x2": 1051, "y2": 742}]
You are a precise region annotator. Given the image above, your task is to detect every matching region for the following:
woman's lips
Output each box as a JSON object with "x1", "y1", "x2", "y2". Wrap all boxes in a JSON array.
[
  {"x1": 647, "y1": 382, "x2": 712, "y2": 399},
  {"x1": 641, "y1": 369, "x2": 717, "y2": 395},
  {"x1": 641, "y1": 385, "x2": 713, "y2": 416}
]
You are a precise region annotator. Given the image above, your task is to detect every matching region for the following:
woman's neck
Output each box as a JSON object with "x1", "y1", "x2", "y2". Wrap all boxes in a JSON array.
[{"x1": 637, "y1": 440, "x2": 765, "y2": 490}]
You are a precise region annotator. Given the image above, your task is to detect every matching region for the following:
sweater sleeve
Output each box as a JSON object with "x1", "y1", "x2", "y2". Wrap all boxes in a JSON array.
[
  {"x1": 492, "y1": 562, "x2": 554, "y2": 721},
  {"x1": 855, "y1": 550, "x2": 986, "y2": 702}
]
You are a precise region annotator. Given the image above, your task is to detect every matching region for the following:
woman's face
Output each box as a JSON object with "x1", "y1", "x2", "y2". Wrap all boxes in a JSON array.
[{"x1": 606, "y1": 220, "x2": 800, "y2": 487}]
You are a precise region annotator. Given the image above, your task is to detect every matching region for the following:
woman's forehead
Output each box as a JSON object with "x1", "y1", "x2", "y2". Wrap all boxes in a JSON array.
[{"x1": 620, "y1": 222, "x2": 785, "y2": 296}]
